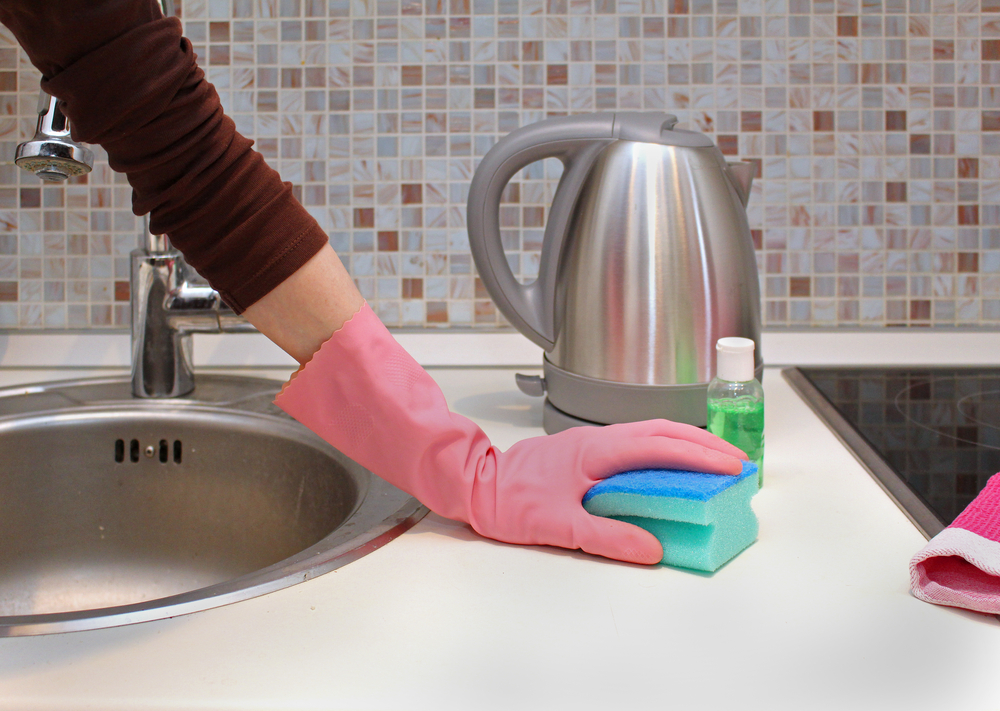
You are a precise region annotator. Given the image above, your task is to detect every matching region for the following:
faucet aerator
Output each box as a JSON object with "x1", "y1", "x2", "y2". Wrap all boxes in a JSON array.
[{"x1": 14, "y1": 91, "x2": 95, "y2": 181}]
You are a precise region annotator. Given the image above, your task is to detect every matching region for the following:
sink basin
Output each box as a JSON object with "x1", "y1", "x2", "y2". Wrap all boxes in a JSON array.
[{"x1": 0, "y1": 375, "x2": 427, "y2": 636}]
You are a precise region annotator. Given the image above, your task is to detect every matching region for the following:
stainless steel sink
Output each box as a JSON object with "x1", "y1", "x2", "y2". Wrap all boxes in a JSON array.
[{"x1": 0, "y1": 374, "x2": 427, "y2": 636}]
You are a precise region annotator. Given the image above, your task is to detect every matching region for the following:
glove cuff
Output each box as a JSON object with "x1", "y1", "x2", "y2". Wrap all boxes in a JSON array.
[{"x1": 274, "y1": 303, "x2": 493, "y2": 525}]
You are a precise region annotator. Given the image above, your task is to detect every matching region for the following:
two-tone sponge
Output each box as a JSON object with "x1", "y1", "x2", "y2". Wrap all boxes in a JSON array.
[{"x1": 583, "y1": 460, "x2": 759, "y2": 572}]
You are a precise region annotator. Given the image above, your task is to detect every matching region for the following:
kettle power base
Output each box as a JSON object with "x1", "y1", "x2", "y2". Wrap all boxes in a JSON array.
[
  {"x1": 543, "y1": 399, "x2": 603, "y2": 434},
  {"x1": 542, "y1": 398, "x2": 690, "y2": 434},
  {"x1": 542, "y1": 390, "x2": 709, "y2": 434},
  {"x1": 534, "y1": 357, "x2": 766, "y2": 434},
  {"x1": 542, "y1": 358, "x2": 710, "y2": 429}
]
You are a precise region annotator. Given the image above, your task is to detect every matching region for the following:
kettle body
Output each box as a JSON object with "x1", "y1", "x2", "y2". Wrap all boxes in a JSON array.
[{"x1": 467, "y1": 112, "x2": 762, "y2": 432}]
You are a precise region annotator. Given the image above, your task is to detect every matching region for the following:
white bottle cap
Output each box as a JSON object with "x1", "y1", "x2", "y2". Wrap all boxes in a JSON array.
[{"x1": 716, "y1": 337, "x2": 756, "y2": 382}]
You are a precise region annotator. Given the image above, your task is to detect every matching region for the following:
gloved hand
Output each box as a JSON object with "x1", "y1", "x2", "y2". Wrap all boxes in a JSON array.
[{"x1": 275, "y1": 303, "x2": 747, "y2": 565}]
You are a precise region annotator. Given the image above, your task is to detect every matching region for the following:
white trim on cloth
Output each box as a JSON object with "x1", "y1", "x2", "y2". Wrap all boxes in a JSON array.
[{"x1": 910, "y1": 527, "x2": 1000, "y2": 614}]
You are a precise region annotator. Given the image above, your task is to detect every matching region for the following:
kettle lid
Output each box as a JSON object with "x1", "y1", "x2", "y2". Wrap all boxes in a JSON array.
[{"x1": 613, "y1": 112, "x2": 716, "y2": 149}]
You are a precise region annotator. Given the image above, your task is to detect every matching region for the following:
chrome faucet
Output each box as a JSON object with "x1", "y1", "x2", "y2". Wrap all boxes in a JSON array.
[
  {"x1": 14, "y1": 91, "x2": 94, "y2": 182},
  {"x1": 13, "y1": 0, "x2": 251, "y2": 398},
  {"x1": 15, "y1": 103, "x2": 255, "y2": 397},
  {"x1": 131, "y1": 224, "x2": 256, "y2": 398}
]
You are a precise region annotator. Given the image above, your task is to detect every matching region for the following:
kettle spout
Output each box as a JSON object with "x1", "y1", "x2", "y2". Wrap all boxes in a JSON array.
[{"x1": 726, "y1": 161, "x2": 755, "y2": 207}]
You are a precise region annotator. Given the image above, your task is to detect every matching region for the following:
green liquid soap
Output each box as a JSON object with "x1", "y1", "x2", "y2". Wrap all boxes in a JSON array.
[
  {"x1": 707, "y1": 396, "x2": 764, "y2": 487},
  {"x1": 708, "y1": 337, "x2": 764, "y2": 487}
]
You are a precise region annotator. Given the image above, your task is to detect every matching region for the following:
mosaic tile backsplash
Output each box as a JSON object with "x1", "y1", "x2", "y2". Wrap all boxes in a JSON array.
[{"x1": 1, "y1": 0, "x2": 999, "y2": 330}]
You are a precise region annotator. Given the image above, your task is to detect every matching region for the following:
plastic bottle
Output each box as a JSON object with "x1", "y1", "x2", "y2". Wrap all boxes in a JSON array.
[{"x1": 707, "y1": 337, "x2": 764, "y2": 487}]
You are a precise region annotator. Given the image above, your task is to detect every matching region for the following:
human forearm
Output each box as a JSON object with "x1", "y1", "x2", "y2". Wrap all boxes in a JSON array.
[{"x1": 242, "y1": 245, "x2": 365, "y2": 365}]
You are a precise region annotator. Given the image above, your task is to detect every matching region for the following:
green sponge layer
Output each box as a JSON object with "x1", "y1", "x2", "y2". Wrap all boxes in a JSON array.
[{"x1": 583, "y1": 461, "x2": 759, "y2": 572}]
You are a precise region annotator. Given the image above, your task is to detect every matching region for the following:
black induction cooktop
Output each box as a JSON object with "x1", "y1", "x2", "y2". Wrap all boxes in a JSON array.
[{"x1": 783, "y1": 367, "x2": 1000, "y2": 540}]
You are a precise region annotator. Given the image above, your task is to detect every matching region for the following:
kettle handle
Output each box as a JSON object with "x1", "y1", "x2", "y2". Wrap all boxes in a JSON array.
[{"x1": 467, "y1": 113, "x2": 617, "y2": 350}]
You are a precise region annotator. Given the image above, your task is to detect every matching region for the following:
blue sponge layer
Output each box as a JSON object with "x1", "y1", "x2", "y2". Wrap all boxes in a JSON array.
[{"x1": 583, "y1": 461, "x2": 759, "y2": 572}]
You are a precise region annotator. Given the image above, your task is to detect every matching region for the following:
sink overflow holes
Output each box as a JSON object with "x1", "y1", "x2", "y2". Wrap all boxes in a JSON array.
[{"x1": 114, "y1": 439, "x2": 182, "y2": 464}]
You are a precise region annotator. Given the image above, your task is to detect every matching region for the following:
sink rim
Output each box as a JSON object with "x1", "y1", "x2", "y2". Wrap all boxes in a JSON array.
[{"x1": 0, "y1": 374, "x2": 428, "y2": 637}]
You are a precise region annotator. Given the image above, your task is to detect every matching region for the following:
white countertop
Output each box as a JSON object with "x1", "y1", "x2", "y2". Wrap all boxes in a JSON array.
[{"x1": 0, "y1": 340, "x2": 999, "y2": 710}]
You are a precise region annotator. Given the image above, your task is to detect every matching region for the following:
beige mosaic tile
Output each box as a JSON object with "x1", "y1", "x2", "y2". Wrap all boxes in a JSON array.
[{"x1": 0, "y1": 0, "x2": 998, "y2": 329}]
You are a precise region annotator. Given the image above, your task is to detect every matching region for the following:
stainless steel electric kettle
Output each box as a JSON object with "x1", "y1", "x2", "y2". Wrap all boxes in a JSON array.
[{"x1": 467, "y1": 112, "x2": 762, "y2": 433}]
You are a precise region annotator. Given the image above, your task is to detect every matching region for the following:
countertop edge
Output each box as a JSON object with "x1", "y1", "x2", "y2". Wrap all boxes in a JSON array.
[{"x1": 1, "y1": 329, "x2": 999, "y2": 369}]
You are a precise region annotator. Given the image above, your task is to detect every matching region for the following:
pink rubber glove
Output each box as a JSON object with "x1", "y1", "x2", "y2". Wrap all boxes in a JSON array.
[{"x1": 275, "y1": 303, "x2": 747, "y2": 565}]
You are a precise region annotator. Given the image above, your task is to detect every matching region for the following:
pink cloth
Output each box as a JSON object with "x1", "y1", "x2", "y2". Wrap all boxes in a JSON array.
[
  {"x1": 274, "y1": 303, "x2": 746, "y2": 565},
  {"x1": 909, "y1": 473, "x2": 1000, "y2": 614}
]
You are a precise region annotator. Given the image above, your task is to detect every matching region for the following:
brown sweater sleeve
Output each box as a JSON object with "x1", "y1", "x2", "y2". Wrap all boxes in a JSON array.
[{"x1": 0, "y1": 1, "x2": 328, "y2": 313}]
